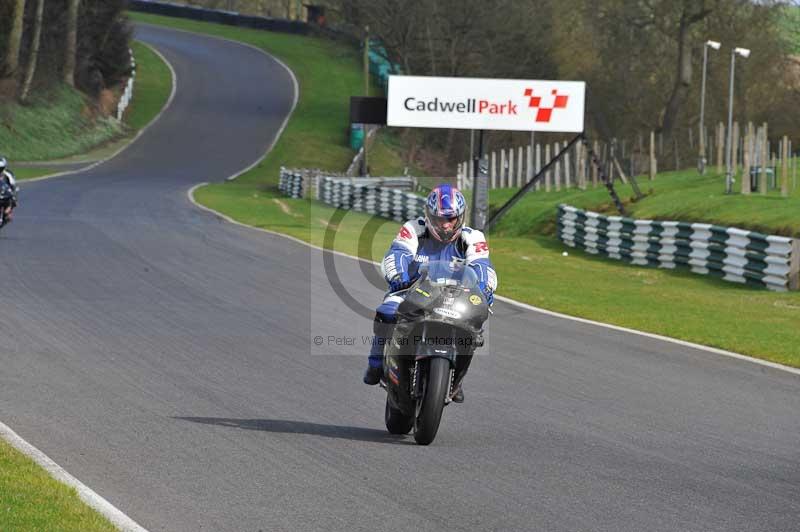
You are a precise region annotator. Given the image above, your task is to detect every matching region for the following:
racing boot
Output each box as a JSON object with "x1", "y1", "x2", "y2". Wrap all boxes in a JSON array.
[{"x1": 363, "y1": 311, "x2": 395, "y2": 385}]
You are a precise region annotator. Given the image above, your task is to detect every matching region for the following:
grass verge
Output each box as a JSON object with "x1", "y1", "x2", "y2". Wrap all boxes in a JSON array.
[
  {"x1": 139, "y1": 13, "x2": 800, "y2": 367},
  {"x1": 0, "y1": 85, "x2": 122, "y2": 162},
  {"x1": 0, "y1": 439, "x2": 116, "y2": 531}
]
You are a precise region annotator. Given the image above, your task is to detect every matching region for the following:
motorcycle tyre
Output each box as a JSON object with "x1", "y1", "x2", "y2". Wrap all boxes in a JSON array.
[{"x1": 413, "y1": 357, "x2": 450, "y2": 445}]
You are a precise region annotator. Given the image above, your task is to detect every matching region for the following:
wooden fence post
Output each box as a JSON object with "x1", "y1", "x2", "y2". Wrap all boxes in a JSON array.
[
  {"x1": 525, "y1": 145, "x2": 532, "y2": 186},
  {"x1": 507, "y1": 148, "x2": 514, "y2": 188},
  {"x1": 673, "y1": 136, "x2": 680, "y2": 171},
  {"x1": 649, "y1": 131, "x2": 656, "y2": 180},
  {"x1": 563, "y1": 141, "x2": 571, "y2": 188},
  {"x1": 502, "y1": 149, "x2": 509, "y2": 188},
  {"x1": 741, "y1": 124, "x2": 750, "y2": 194},
  {"x1": 782, "y1": 135, "x2": 789, "y2": 197},
  {"x1": 708, "y1": 130, "x2": 713, "y2": 166},
  {"x1": 742, "y1": 124, "x2": 752, "y2": 194},
  {"x1": 490, "y1": 151, "x2": 497, "y2": 189},
  {"x1": 732, "y1": 122, "x2": 739, "y2": 178},
  {"x1": 553, "y1": 142, "x2": 561, "y2": 191},
  {"x1": 760, "y1": 123, "x2": 769, "y2": 193},
  {"x1": 535, "y1": 143, "x2": 541, "y2": 191},
  {"x1": 545, "y1": 143, "x2": 552, "y2": 192},
  {"x1": 792, "y1": 141, "x2": 797, "y2": 193}
]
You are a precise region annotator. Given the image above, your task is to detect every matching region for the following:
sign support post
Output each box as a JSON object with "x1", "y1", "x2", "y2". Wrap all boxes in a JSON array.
[{"x1": 471, "y1": 130, "x2": 488, "y2": 230}]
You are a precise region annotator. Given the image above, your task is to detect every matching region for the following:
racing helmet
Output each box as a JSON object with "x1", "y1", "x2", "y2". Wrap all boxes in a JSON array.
[{"x1": 425, "y1": 184, "x2": 466, "y2": 242}]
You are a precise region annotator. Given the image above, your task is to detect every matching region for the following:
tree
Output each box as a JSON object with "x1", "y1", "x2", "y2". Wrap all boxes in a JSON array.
[
  {"x1": 654, "y1": 1, "x2": 714, "y2": 135},
  {"x1": 20, "y1": 0, "x2": 45, "y2": 103},
  {"x1": 2, "y1": 0, "x2": 26, "y2": 79},
  {"x1": 64, "y1": 0, "x2": 80, "y2": 86}
]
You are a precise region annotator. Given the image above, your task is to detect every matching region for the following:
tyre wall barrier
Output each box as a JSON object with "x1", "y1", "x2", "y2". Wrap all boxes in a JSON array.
[
  {"x1": 279, "y1": 168, "x2": 422, "y2": 223},
  {"x1": 557, "y1": 204, "x2": 800, "y2": 291}
]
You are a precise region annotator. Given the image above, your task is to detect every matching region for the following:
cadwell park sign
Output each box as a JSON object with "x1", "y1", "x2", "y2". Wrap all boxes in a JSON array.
[{"x1": 387, "y1": 75, "x2": 586, "y2": 132}]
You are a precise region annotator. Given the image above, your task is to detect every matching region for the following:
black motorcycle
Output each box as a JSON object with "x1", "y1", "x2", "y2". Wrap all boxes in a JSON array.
[
  {"x1": 0, "y1": 178, "x2": 16, "y2": 230},
  {"x1": 382, "y1": 260, "x2": 490, "y2": 445}
]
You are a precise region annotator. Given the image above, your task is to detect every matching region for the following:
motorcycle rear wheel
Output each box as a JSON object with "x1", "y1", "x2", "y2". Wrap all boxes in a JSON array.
[
  {"x1": 413, "y1": 357, "x2": 451, "y2": 445},
  {"x1": 385, "y1": 397, "x2": 413, "y2": 435}
]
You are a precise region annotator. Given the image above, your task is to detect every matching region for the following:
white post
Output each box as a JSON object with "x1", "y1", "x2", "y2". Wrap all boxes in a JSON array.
[
  {"x1": 506, "y1": 148, "x2": 513, "y2": 188},
  {"x1": 545, "y1": 144, "x2": 551, "y2": 192},
  {"x1": 526, "y1": 145, "x2": 533, "y2": 186},
  {"x1": 563, "y1": 140, "x2": 571, "y2": 188},
  {"x1": 517, "y1": 146, "x2": 523, "y2": 187},
  {"x1": 501, "y1": 149, "x2": 508, "y2": 188},
  {"x1": 535, "y1": 143, "x2": 541, "y2": 191},
  {"x1": 490, "y1": 151, "x2": 497, "y2": 189},
  {"x1": 553, "y1": 142, "x2": 561, "y2": 191}
]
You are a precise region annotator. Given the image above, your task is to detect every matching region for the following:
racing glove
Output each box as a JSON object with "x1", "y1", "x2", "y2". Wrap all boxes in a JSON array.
[{"x1": 389, "y1": 271, "x2": 415, "y2": 293}]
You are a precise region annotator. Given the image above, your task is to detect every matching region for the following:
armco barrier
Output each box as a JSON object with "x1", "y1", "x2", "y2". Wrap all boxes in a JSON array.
[
  {"x1": 129, "y1": 0, "x2": 311, "y2": 34},
  {"x1": 116, "y1": 48, "x2": 136, "y2": 121},
  {"x1": 279, "y1": 168, "x2": 422, "y2": 222},
  {"x1": 557, "y1": 204, "x2": 800, "y2": 291}
]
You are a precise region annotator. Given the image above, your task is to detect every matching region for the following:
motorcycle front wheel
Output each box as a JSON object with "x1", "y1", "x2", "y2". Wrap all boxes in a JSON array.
[{"x1": 413, "y1": 357, "x2": 451, "y2": 445}]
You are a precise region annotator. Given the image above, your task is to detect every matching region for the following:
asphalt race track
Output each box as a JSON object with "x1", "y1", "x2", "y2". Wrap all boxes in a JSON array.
[{"x1": 0, "y1": 23, "x2": 798, "y2": 532}]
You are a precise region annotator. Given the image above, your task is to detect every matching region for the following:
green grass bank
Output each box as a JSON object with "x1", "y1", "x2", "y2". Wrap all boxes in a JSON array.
[{"x1": 11, "y1": 39, "x2": 172, "y2": 181}]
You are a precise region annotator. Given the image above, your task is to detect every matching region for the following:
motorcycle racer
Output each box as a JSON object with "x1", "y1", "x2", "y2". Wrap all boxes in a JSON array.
[
  {"x1": 363, "y1": 184, "x2": 498, "y2": 403},
  {"x1": 0, "y1": 156, "x2": 18, "y2": 225}
]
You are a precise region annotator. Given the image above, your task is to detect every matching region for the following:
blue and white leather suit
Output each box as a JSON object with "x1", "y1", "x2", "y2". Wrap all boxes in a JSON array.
[{"x1": 368, "y1": 217, "x2": 498, "y2": 368}]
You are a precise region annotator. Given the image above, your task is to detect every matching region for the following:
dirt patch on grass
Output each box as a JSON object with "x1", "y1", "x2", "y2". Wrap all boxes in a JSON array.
[{"x1": 272, "y1": 198, "x2": 293, "y2": 215}]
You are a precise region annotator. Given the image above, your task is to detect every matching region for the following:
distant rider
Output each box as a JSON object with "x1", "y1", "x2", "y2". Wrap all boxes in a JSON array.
[
  {"x1": 0, "y1": 156, "x2": 18, "y2": 225},
  {"x1": 363, "y1": 184, "x2": 498, "y2": 403}
]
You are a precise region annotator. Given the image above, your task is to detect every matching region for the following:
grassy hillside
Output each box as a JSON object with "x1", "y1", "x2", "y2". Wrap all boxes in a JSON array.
[
  {"x1": 0, "y1": 85, "x2": 122, "y2": 162},
  {"x1": 487, "y1": 168, "x2": 800, "y2": 238}
]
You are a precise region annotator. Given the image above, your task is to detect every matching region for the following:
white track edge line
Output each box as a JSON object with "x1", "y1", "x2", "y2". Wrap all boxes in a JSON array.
[
  {"x1": 187, "y1": 187, "x2": 800, "y2": 378},
  {"x1": 0, "y1": 421, "x2": 148, "y2": 531},
  {"x1": 21, "y1": 40, "x2": 178, "y2": 184}
]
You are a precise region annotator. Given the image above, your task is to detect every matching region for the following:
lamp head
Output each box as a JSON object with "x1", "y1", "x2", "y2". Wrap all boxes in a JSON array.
[
  {"x1": 706, "y1": 40, "x2": 721, "y2": 50},
  {"x1": 734, "y1": 47, "x2": 751, "y2": 58}
]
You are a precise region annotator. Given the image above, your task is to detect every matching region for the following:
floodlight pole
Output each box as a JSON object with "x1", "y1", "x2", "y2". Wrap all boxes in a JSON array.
[
  {"x1": 698, "y1": 40, "x2": 720, "y2": 175},
  {"x1": 725, "y1": 46, "x2": 749, "y2": 194},
  {"x1": 362, "y1": 26, "x2": 370, "y2": 176}
]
